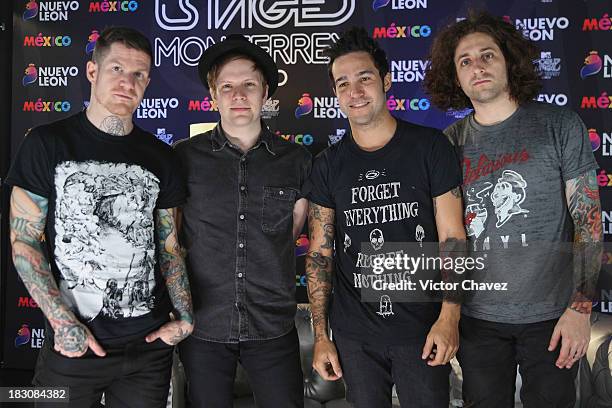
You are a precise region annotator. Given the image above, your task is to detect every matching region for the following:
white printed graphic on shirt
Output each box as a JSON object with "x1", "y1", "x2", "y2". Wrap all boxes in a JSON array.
[
  {"x1": 358, "y1": 168, "x2": 387, "y2": 182},
  {"x1": 491, "y1": 170, "x2": 530, "y2": 228},
  {"x1": 376, "y1": 295, "x2": 394, "y2": 318},
  {"x1": 464, "y1": 183, "x2": 493, "y2": 239},
  {"x1": 369, "y1": 228, "x2": 385, "y2": 251},
  {"x1": 345, "y1": 169, "x2": 426, "y2": 319},
  {"x1": 54, "y1": 161, "x2": 160, "y2": 321},
  {"x1": 415, "y1": 224, "x2": 424, "y2": 247},
  {"x1": 343, "y1": 233, "x2": 352, "y2": 252}
]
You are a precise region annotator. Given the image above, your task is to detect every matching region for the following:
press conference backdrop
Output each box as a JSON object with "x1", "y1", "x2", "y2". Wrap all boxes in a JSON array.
[{"x1": 2, "y1": 0, "x2": 610, "y2": 369}]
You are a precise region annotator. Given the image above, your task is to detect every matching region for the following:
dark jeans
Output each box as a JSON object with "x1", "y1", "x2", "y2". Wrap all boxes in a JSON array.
[
  {"x1": 32, "y1": 337, "x2": 174, "y2": 408},
  {"x1": 178, "y1": 328, "x2": 304, "y2": 408},
  {"x1": 458, "y1": 315, "x2": 578, "y2": 408},
  {"x1": 334, "y1": 334, "x2": 451, "y2": 408}
]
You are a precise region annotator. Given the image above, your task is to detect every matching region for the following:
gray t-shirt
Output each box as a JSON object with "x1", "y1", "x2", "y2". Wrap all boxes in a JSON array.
[{"x1": 444, "y1": 102, "x2": 597, "y2": 324}]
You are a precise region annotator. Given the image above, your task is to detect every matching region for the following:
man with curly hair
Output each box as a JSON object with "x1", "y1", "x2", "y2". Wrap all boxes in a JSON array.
[
  {"x1": 305, "y1": 27, "x2": 467, "y2": 407},
  {"x1": 425, "y1": 11, "x2": 602, "y2": 408}
]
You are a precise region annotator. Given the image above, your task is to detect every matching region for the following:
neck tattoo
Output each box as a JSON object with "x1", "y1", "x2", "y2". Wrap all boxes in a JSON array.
[{"x1": 100, "y1": 116, "x2": 126, "y2": 136}]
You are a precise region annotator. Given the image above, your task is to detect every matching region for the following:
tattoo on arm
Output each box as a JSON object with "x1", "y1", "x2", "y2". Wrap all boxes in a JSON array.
[
  {"x1": 439, "y1": 237, "x2": 467, "y2": 304},
  {"x1": 450, "y1": 186, "x2": 462, "y2": 199},
  {"x1": 306, "y1": 203, "x2": 335, "y2": 342},
  {"x1": 10, "y1": 187, "x2": 87, "y2": 353},
  {"x1": 566, "y1": 171, "x2": 602, "y2": 313},
  {"x1": 100, "y1": 116, "x2": 126, "y2": 136},
  {"x1": 156, "y1": 208, "x2": 193, "y2": 326},
  {"x1": 433, "y1": 197, "x2": 437, "y2": 217}
]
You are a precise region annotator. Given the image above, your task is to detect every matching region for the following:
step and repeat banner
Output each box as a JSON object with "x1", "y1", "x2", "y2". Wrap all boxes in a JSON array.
[{"x1": 3, "y1": 0, "x2": 611, "y2": 369}]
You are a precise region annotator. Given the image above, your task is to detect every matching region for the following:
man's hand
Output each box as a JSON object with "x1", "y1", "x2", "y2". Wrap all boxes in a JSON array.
[
  {"x1": 422, "y1": 315, "x2": 459, "y2": 366},
  {"x1": 145, "y1": 319, "x2": 193, "y2": 346},
  {"x1": 54, "y1": 321, "x2": 106, "y2": 358},
  {"x1": 312, "y1": 338, "x2": 342, "y2": 381},
  {"x1": 548, "y1": 308, "x2": 590, "y2": 369}
]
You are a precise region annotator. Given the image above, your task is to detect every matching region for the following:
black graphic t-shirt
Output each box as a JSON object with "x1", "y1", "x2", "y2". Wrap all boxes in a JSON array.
[
  {"x1": 6, "y1": 112, "x2": 186, "y2": 346},
  {"x1": 305, "y1": 119, "x2": 462, "y2": 344}
]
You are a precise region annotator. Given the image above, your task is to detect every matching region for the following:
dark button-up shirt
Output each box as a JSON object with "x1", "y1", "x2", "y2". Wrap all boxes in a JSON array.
[{"x1": 174, "y1": 124, "x2": 311, "y2": 342}]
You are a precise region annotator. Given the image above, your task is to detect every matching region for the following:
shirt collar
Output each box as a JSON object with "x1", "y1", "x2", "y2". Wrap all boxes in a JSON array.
[{"x1": 210, "y1": 122, "x2": 276, "y2": 155}]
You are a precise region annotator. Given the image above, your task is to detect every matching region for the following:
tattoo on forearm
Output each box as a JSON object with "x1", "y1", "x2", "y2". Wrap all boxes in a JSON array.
[
  {"x1": 156, "y1": 208, "x2": 193, "y2": 324},
  {"x1": 439, "y1": 237, "x2": 467, "y2": 304},
  {"x1": 306, "y1": 204, "x2": 335, "y2": 341},
  {"x1": 100, "y1": 116, "x2": 126, "y2": 136},
  {"x1": 566, "y1": 172, "x2": 602, "y2": 306},
  {"x1": 55, "y1": 324, "x2": 88, "y2": 353},
  {"x1": 450, "y1": 186, "x2": 462, "y2": 199},
  {"x1": 10, "y1": 188, "x2": 84, "y2": 348}
]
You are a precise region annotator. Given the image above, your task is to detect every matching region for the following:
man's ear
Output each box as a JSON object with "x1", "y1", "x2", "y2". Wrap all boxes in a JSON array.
[
  {"x1": 262, "y1": 84, "x2": 269, "y2": 102},
  {"x1": 86, "y1": 60, "x2": 97, "y2": 84},
  {"x1": 383, "y1": 72, "x2": 392, "y2": 92}
]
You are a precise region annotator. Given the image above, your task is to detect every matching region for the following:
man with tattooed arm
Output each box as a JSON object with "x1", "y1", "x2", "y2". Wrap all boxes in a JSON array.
[
  {"x1": 425, "y1": 12, "x2": 602, "y2": 407},
  {"x1": 7, "y1": 27, "x2": 193, "y2": 407},
  {"x1": 304, "y1": 28, "x2": 466, "y2": 407}
]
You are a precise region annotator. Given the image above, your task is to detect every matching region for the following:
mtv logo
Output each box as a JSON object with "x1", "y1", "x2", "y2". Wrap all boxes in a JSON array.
[
  {"x1": 155, "y1": 128, "x2": 174, "y2": 145},
  {"x1": 328, "y1": 129, "x2": 346, "y2": 145}
]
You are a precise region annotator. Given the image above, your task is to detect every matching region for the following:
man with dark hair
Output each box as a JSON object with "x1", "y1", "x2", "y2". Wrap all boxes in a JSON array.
[
  {"x1": 305, "y1": 27, "x2": 466, "y2": 407},
  {"x1": 7, "y1": 26, "x2": 193, "y2": 407},
  {"x1": 175, "y1": 35, "x2": 311, "y2": 407},
  {"x1": 425, "y1": 12, "x2": 602, "y2": 407}
]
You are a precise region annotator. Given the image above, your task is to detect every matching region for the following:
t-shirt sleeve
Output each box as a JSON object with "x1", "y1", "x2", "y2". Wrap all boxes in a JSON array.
[
  {"x1": 303, "y1": 150, "x2": 335, "y2": 209},
  {"x1": 156, "y1": 147, "x2": 187, "y2": 209},
  {"x1": 429, "y1": 131, "x2": 463, "y2": 197},
  {"x1": 5, "y1": 128, "x2": 53, "y2": 197},
  {"x1": 556, "y1": 109, "x2": 598, "y2": 183}
]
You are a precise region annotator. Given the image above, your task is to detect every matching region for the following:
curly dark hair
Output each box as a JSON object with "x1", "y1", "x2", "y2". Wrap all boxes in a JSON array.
[
  {"x1": 424, "y1": 11, "x2": 541, "y2": 110},
  {"x1": 324, "y1": 27, "x2": 389, "y2": 89}
]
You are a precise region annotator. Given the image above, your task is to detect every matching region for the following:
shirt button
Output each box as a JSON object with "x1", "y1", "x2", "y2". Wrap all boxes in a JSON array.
[
  {"x1": 238, "y1": 273, "x2": 243, "y2": 278},
  {"x1": 240, "y1": 185, "x2": 246, "y2": 191},
  {"x1": 239, "y1": 243, "x2": 244, "y2": 248},
  {"x1": 241, "y1": 157, "x2": 246, "y2": 162},
  {"x1": 239, "y1": 214, "x2": 245, "y2": 220}
]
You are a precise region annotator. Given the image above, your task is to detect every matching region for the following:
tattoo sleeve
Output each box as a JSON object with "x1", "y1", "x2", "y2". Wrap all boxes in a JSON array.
[
  {"x1": 305, "y1": 203, "x2": 335, "y2": 342},
  {"x1": 565, "y1": 171, "x2": 602, "y2": 313},
  {"x1": 433, "y1": 192, "x2": 467, "y2": 304},
  {"x1": 439, "y1": 237, "x2": 467, "y2": 304},
  {"x1": 10, "y1": 187, "x2": 87, "y2": 352},
  {"x1": 155, "y1": 208, "x2": 193, "y2": 324}
]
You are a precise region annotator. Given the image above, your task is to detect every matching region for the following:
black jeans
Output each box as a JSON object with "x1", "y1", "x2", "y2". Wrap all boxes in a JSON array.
[
  {"x1": 178, "y1": 328, "x2": 304, "y2": 408},
  {"x1": 32, "y1": 337, "x2": 174, "y2": 408},
  {"x1": 458, "y1": 315, "x2": 578, "y2": 408},
  {"x1": 334, "y1": 334, "x2": 451, "y2": 408}
]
